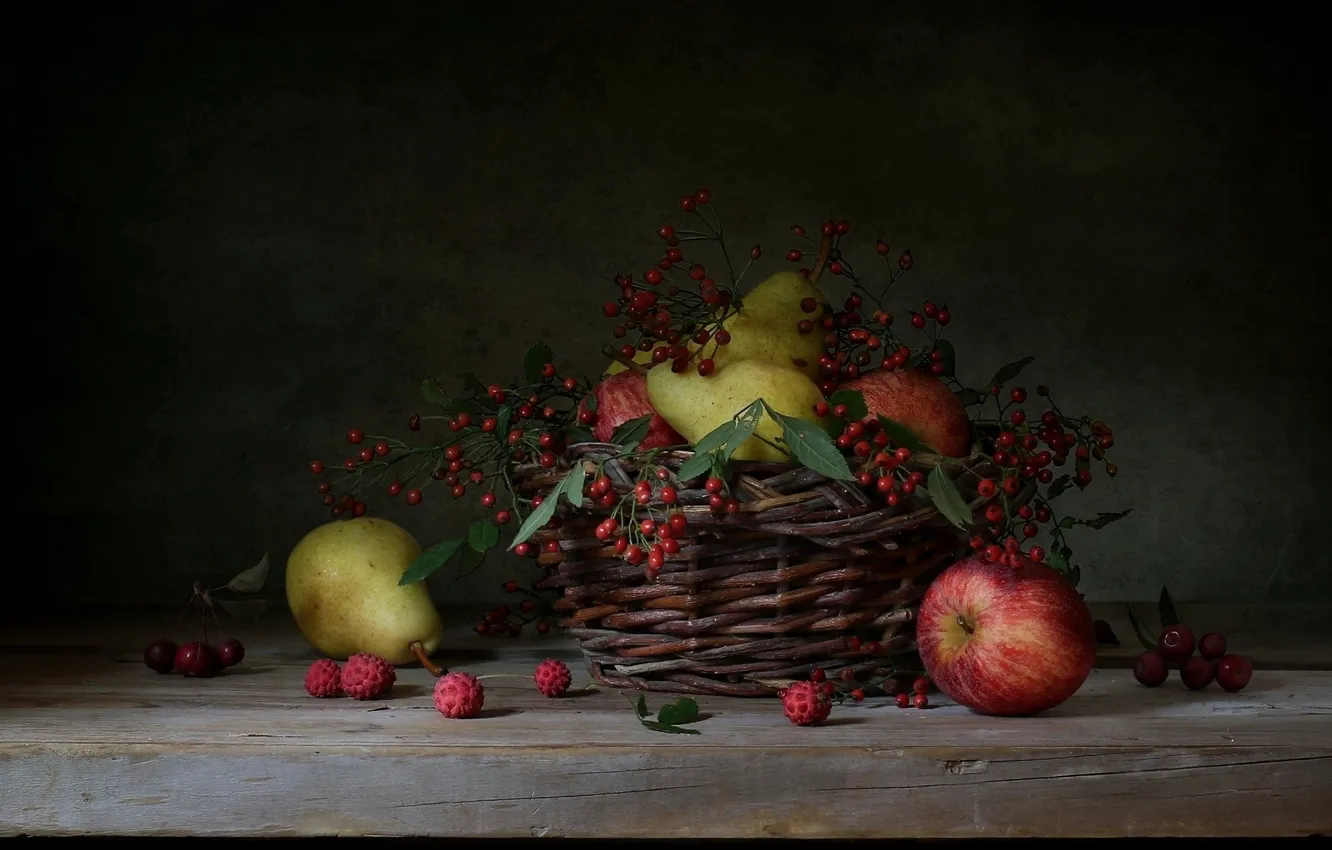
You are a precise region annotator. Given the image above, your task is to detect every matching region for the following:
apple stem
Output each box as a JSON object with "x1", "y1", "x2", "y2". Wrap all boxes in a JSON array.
[
  {"x1": 956, "y1": 614, "x2": 975, "y2": 636},
  {"x1": 601, "y1": 343, "x2": 649, "y2": 376},
  {"x1": 409, "y1": 641, "x2": 446, "y2": 677},
  {"x1": 808, "y1": 232, "x2": 835, "y2": 284}
]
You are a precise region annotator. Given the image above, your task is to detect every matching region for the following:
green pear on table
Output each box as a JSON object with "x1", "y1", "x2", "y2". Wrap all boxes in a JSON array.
[
  {"x1": 285, "y1": 517, "x2": 445, "y2": 665},
  {"x1": 695, "y1": 270, "x2": 831, "y2": 380},
  {"x1": 646, "y1": 357, "x2": 826, "y2": 462}
]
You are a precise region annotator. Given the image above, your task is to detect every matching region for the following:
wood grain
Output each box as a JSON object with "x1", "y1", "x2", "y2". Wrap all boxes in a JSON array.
[{"x1": 2, "y1": 608, "x2": 1330, "y2": 837}]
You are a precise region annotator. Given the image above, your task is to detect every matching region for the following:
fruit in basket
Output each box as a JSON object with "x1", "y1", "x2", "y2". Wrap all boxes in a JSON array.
[
  {"x1": 916, "y1": 553, "x2": 1097, "y2": 716},
  {"x1": 579, "y1": 369, "x2": 685, "y2": 449},
  {"x1": 285, "y1": 517, "x2": 445, "y2": 665},
  {"x1": 841, "y1": 366, "x2": 971, "y2": 457},
  {"x1": 695, "y1": 271, "x2": 830, "y2": 380},
  {"x1": 646, "y1": 358, "x2": 825, "y2": 462}
]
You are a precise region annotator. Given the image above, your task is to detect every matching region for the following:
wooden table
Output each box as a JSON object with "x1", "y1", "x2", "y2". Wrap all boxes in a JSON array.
[{"x1": 3, "y1": 603, "x2": 1330, "y2": 838}]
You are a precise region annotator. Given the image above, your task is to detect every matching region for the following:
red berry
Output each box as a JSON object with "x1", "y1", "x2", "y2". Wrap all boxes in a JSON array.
[
  {"x1": 216, "y1": 638, "x2": 245, "y2": 668},
  {"x1": 495, "y1": 510, "x2": 512, "y2": 525},
  {"x1": 780, "y1": 680, "x2": 833, "y2": 726},
  {"x1": 142, "y1": 638, "x2": 177, "y2": 673},
  {"x1": 1133, "y1": 650, "x2": 1168, "y2": 686},
  {"x1": 895, "y1": 692, "x2": 910, "y2": 708},
  {"x1": 309, "y1": 460, "x2": 325, "y2": 475},
  {"x1": 850, "y1": 688, "x2": 865, "y2": 702},
  {"x1": 304, "y1": 659, "x2": 343, "y2": 697},
  {"x1": 174, "y1": 641, "x2": 218, "y2": 678},
  {"x1": 1198, "y1": 632, "x2": 1227, "y2": 660},
  {"x1": 697, "y1": 358, "x2": 715, "y2": 377},
  {"x1": 1157, "y1": 625, "x2": 1195, "y2": 661},
  {"x1": 534, "y1": 658, "x2": 572, "y2": 698},
  {"x1": 786, "y1": 249, "x2": 803, "y2": 262},
  {"x1": 809, "y1": 668, "x2": 826, "y2": 683},
  {"x1": 374, "y1": 439, "x2": 390, "y2": 456},
  {"x1": 912, "y1": 676, "x2": 930, "y2": 694},
  {"x1": 679, "y1": 195, "x2": 697, "y2": 212},
  {"x1": 405, "y1": 489, "x2": 423, "y2": 506},
  {"x1": 434, "y1": 671, "x2": 485, "y2": 719},
  {"x1": 977, "y1": 478, "x2": 997, "y2": 498},
  {"x1": 1215, "y1": 654, "x2": 1253, "y2": 692},
  {"x1": 1180, "y1": 657, "x2": 1215, "y2": 690},
  {"x1": 911, "y1": 692, "x2": 929, "y2": 709},
  {"x1": 346, "y1": 428, "x2": 364, "y2": 444}
]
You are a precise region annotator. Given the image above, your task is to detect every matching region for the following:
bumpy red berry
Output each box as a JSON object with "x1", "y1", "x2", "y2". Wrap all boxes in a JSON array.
[
  {"x1": 781, "y1": 680, "x2": 833, "y2": 726},
  {"x1": 304, "y1": 658, "x2": 343, "y2": 697},
  {"x1": 534, "y1": 658, "x2": 572, "y2": 698},
  {"x1": 434, "y1": 671, "x2": 485, "y2": 718},
  {"x1": 341, "y1": 652, "x2": 396, "y2": 700}
]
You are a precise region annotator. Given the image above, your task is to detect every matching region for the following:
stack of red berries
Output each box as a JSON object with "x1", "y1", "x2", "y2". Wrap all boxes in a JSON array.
[{"x1": 1133, "y1": 624, "x2": 1254, "y2": 693}]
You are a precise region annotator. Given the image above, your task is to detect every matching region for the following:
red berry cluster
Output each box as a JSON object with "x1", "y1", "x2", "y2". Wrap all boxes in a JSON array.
[
  {"x1": 1134, "y1": 624, "x2": 1254, "y2": 693},
  {"x1": 142, "y1": 636, "x2": 245, "y2": 678},
  {"x1": 893, "y1": 676, "x2": 932, "y2": 709}
]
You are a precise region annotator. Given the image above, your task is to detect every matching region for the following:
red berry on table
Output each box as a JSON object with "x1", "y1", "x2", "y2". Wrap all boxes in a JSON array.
[
  {"x1": 434, "y1": 672, "x2": 485, "y2": 719},
  {"x1": 142, "y1": 638, "x2": 177, "y2": 673},
  {"x1": 912, "y1": 692, "x2": 929, "y2": 709},
  {"x1": 216, "y1": 639, "x2": 245, "y2": 668},
  {"x1": 534, "y1": 658, "x2": 573, "y2": 697},
  {"x1": 850, "y1": 688, "x2": 865, "y2": 702},
  {"x1": 912, "y1": 676, "x2": 930, "y2": 694},
  {"x1": 781, "y1": 681, "x2": 833, "y2": 726},
  {"x1": 1198, "y1": 632, "x2": 1227, "y2": 660},
  {"x1": 347, "y1": 428, "x2": 364, "y2": 444},
  {"x1": 1180, "y1": 657, "x2": 1215, "y2": 690},
  {"x1": 304, "y1": 659, "x2": 343, "y2": 697},
  {"x1": 174, "y1": 641, "x2": 218, "y2": 678},
  {"x1": 895, "y1": 692, "x2": 911, "y2": 708},
  {"x1": 1157, "y1": 625, "x2": 1195, "y2": 661},
  {"x1": 405, "y1": 489, "x2": 423, "y2": 506},
  {"x1": 1215, "y1": 654, "x2": 1253, "y2": 692},
  {"x1": 1133, "y1": 650, "x2": 1169, "y2": 686}
]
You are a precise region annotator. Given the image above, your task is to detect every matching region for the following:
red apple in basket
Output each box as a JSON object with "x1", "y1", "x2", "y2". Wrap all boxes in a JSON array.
[
  {"x1": 841, "y1": 366, "x2": 972, "y2": 457},
  {"x1": 916, "y1": 553, "x2": 1097, "y2": 716},
  {"x1": 579, "y1": 369, "x2": 685, "y2": 449}
]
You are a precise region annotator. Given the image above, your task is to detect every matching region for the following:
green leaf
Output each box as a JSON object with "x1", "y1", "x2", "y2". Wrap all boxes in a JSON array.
[
  {"x1": 1058, "y1": 516, "x2": 1077, "y2": 530},
  {"x1": 467, "y1": 520, "x2": 500, "y2": 553},
  {"x1": 565, "y1": 424, "x2": 596, "y2": 444},
  {"x1": 639, "y1": 720, "x2": 702, "y2": 735},
  {"x1": 1046, "y1": 475, "x2": 1074, "y2": 500},
  {"x1": 763, "y1": 403, "x2": 855, "y2": 480},
  {"x1": 454, "y1": 543, "x2": 489, "y2": 577},
  {"x1": 496, "y1": 403, "x2": 512, "y2": 440},
  {"x1": 1158, "y1": 586, "x2": 1181, "y2": 629},
  {"x1": 524, "y1": 342, "x2": 554, "y2": 384},
  {"x1": 986, "y1": 356, "x2": 1035, "y2": 390},
  {"x1": 420, "y1": 377, "x2": 457, "y2": 411},
  {"x1": 462, "y1": 372, "x2": 489, "y2": 398},
  {"x1": 926, "y1": 465, "x2": 974, "y2": 530},
  {"x1": 1046, "y1": 549, "x2": 1068, "y2": 573},
  {"x1": 689, "y1": 417, "x2": 738, "y2": 457},
  {"x1": 634, "y1": 695, "x2": 649, "y2": 719},
  {"x1": 610, "y1": 415, "x2": 653, "y2": 452},
  {"x1": 507, "y1": 474, "x2": 569, "y2": 550},
  {"x1": 677, "y1": 451, "x2": 716, "y2": 485},
  {"x1": 398, "y1": 539, "x2": 464, "y2": 585},
  {"x1": 1067, "y1": 564, "x2": 1081, "y2": 587},
  {"x1": 933, "y1": 339, "x2": 957, "y2": 377},
  {"x1": 564, "y1": 463, "x2": 587, "y2": 509},
  {"x1": 584, "y1": 391, "x2": 598, "y2": 412},
  {"x1": 1084, "y1": 509, "x2": 1133, "y2": 530},
  {"x1": 721, "y1": 399, "x2": 764, "y2": 457},
  {"x1": 954, "y1": 388, "x2": 983, "y2": 407},
  {"x1": 656, "y1": 697, "x2": 701, "y2": 726},
  {"x1": 828, "y1": 389, "x2": 868, "y2": 422},
  {"x1": 876, "y1": 414, "x2": 933, "y2": 454},
  {"x1": 1126, "y1": 605, "x2": 1159, "y2": 650}
]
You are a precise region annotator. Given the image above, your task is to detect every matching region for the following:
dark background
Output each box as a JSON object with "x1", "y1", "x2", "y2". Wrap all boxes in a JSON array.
[{"x1": 13, "y1": 1, "x2": 1331, "y2": 612}]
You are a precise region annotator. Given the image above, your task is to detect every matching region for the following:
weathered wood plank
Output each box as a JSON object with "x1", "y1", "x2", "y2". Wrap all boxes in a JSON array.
[{"x1": 4, "y1": 745, "x2": 1329, "y2": 837}]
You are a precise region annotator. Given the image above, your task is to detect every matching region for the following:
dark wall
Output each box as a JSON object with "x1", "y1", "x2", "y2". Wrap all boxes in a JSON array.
[{"x1": 15, "y1": 2, "x2": 1331, "y2": 610}]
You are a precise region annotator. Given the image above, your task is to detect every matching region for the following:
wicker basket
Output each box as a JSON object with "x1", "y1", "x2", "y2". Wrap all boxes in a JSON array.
[{"x1": 513, "y1": 442, "x2": 1032, "y2": 697}]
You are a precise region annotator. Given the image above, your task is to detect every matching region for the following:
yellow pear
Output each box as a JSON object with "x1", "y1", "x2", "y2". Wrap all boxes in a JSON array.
[
  {"x1": 285, "y1": 516, "x2": 445, "y2": 665},
  {"x1": 604, "y1": 347, "x2": 655, "y2": 376},
  {"x1": 697, "y1": 270, "x2": 830, "y2": 379},
  {"x1": 646, "y1": 358, "x2": 825, "y2": 462}
]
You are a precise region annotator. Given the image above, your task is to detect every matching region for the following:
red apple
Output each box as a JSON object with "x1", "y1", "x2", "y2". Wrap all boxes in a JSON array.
[
  {"x1": 916, "y1": 553, "x2": 1097, "y2": 716},
  {"x1": 841, "y1": 366, "x2": 971, "y2": 457},
  {"x1": 579, "y1": 369, "x2": 684, "y2": 449}
]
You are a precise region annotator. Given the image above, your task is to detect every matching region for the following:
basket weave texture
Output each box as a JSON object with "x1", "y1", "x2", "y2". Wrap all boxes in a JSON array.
[{"x1": 515, "y1": 443, "x2": 1028, "y2": 697}]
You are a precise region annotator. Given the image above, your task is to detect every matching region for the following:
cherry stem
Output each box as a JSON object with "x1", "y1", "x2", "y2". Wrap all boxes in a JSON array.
[
  {"x1": 600, "y1": 343, "x2": 648, "y2": 376},
  {"x1": 475, "y1": 673, "x2": 537, "y2": 682},
  {"x1": 956, "y1": 614, "x2": 975, "y2": 635},
  {"x1": 808, "y1": 232, "x2": 835, "y2": 284},
  {"x1": 409, "y1": 641, "x2": 446, "y2": 676}
]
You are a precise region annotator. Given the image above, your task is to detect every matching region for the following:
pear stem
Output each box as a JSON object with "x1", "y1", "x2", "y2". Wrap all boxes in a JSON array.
[
  {"x1": 409, "y1": 641, "x2": 446, "y2": 676},
  {"x1": 808, "y1": 232, "x2": 835, "y2": 284},
  {"x1": 601, "y1": 343, "x2": 649, "y2": 376}
]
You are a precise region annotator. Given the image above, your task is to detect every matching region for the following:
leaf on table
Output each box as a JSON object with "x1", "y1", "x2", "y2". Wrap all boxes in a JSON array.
[
  {"x1": 225, "y1": 553, "x2": 270, "y2": 594},
  {"x1": 398, "y1": 539, "x2": 463, "y2": 585},
  {"x1": 876, "y1": 414, "x2": 933, "y2": 454},
  {"x1": 1158, "y1": 586, "x2": 1181, "y2": 629},
  {"x1": 216, "y1": 598, "x2": 270, "y2": 620},
  {"x1": 524, "y1": 342, "x2": 554, "y2": 384},
  {"x1": 467, "y1": 520, "x2": 500, "y2": 553},
  {"x1": 1125, "y1": 605, "x2": 1158, "y2": 650},
  {"x1": 656, "y1": 697, "x2": 701, "y2": 726},
  {"x1": 1094, "y1": 619, "x2": 1120, "y2": 647},
  {"x1": 828, "y1": 388, "x2": 868, "y2": 422},
  {"x1": 639, "y1": 720, "x2": 701, "y2": 735},
  {"x1": 985, "y1": 356, "x2": 1036, "y2": 390},
  {"x1": 926, "y1": 465, "x2": 974, "y2": 530},
  {"x1": 634, "y1": 694, "x2": 649, "y2": 719},
  {"x1": 610, "y1": 415, "x2": 653, "y2": 452},
  {"x1": 764, "y1": 402, "x2": 854, "y2": 481}
]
